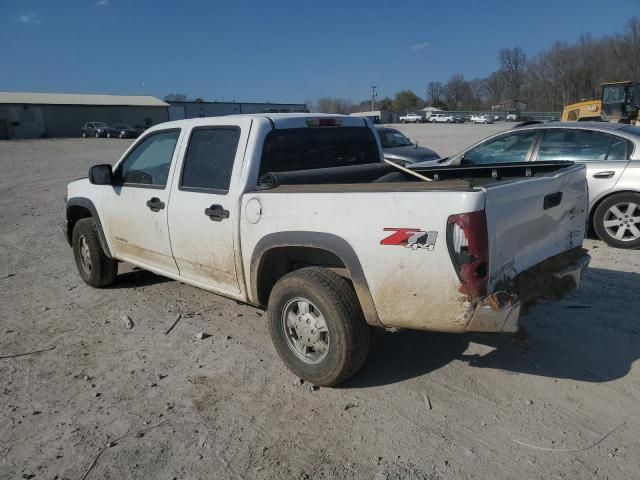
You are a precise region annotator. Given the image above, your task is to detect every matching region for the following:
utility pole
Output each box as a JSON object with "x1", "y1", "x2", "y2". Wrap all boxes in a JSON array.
[{"x1": 370, "y1": 85, "x2": 378, "y2": 112}]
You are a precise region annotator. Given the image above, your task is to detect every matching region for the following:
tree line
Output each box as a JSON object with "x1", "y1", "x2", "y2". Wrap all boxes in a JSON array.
[{"x1": 313, "y1": 17, "x2": 639, "y2": 114}]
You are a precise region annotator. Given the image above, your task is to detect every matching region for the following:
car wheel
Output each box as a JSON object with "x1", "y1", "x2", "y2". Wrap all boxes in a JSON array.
[
  {"x1": 107, "y1": 132, "x2": 111, "y2": 138},
  {"x1": 593, "y1": 193, "x2": 640, "y2": 249},
  {"x1": 119, "y1": 132, "x2": 124, "y2": 139},
  {"x1": 268, "y1": 267, "x2": 370, "y2": 386},
  {"x1": 72, "y1": 218, "x2": 118, "y2": 287},
  {"x1": 95, "y1": 131, "x2": 100, "y2": 138},
  {"x1": 82, "y1": 131, "x2": 87, "y2": 138}
]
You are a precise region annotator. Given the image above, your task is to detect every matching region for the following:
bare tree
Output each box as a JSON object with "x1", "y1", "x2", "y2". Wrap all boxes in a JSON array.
[
  {"x1": 444, "y1": 74, "x2": 471, "y2": 110},
  {"x1": 468, "y1": 79, "x2": 487, "y2": 109},
  {"x1": 316, "y1": 97, "x2": 352, "y2": 114},
  {"x1": 485, "y1": 71, "x2": 507, "y2": 106},
  {"x1": 613, "y1": 17, "x2": 640, "y2": 82},
  {"x1": 426, "y1": 81, "x2": 443, "y2": 106},
  {"x1": 499, "y1": 47, "x2": 527, "y2": 100}
]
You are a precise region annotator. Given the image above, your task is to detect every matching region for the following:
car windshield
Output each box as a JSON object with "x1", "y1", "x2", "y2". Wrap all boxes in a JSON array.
[
  {"x1": 94, "y1": 122, "x2": 109, "y2": 128},
  {"x1": 378, "y1": 129, "x2": 412, "y2": 147}
]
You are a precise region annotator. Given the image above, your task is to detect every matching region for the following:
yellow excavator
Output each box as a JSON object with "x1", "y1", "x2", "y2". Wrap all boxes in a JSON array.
[{"x1": 561, "y1": 81, "x2": 640, "y2": 125}]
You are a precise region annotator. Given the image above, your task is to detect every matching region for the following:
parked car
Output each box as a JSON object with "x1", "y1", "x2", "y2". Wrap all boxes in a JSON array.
[
  {"x1": 414, "y1": 122, "x2": 640, "y2": 248},
  {"x1": 65, "y1": 113, "x2": 590, "y2": 385},
  {"x1": 470, "y1": 114, "x2": 494, "y2": 124},
  {"x1": 452, "y1": 115, "x2": 466, "y2": 123},
  {"x1": 81, "y1": 122, "x2": 110, "y2": 138},
  {"x1": 429, "y1": 113, "x2": 454, "y2": 123},
  {"x1": 107, "y1": 124, "x2": 140, "y2": 139},
  {"x1": 375, "y1": 126, "x2": 440, "y2": 166},
  {"x1": 399, "y1": 113, "x2": 423, "y2": 123},
  {"x1": 506, "y1": 113, "x2": 518, "y2": 121}
]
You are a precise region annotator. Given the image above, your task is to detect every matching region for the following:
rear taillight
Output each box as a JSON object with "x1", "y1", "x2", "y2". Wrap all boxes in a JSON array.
[{"x1": 446, "y1": 210, "x2": 488, "y2": 297}]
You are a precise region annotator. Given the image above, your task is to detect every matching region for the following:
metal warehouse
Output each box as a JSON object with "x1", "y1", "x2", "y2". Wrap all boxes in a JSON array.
[
  {"x1": 168, "y1": 100, "x2": 307, "y2": 120},
  {"x1": 0, "y1": 92, "x2": 169, "y2": 139}
]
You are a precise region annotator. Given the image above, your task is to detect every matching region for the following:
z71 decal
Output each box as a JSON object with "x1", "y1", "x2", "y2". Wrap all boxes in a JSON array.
[{"x1": 380, "y1": 228, "x2": 438, "y2": 251}]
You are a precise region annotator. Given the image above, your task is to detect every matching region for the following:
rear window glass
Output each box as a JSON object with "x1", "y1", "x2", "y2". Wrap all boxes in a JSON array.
[{"x1": 260, "y1": 127, "x2": 379, "y2": 175}]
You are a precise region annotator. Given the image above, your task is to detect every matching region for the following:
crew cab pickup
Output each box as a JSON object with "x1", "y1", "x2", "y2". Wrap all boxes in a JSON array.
[
  {"x1": 64, "y1": 113, "x2": 590, "y2": 386},
  {"x1": 399, "y1": 113, "x2": 423, "y2": 123}
]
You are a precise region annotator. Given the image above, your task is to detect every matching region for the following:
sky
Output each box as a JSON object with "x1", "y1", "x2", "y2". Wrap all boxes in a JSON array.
[{"x1": 1, "y1": 0, "x2": 638, "y2": 104}]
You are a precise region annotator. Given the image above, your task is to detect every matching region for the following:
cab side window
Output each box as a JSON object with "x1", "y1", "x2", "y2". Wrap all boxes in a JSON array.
[
  {"x1": 463, "y1": 130, "x2": 539, "y2": 164},
  {"x1": 536, "y1": 129, "x2": 629, "y2": 161},
  {"x1": 181, "y1": 127, "x2": 241, "y2": 193},
  {"x1": 117, "y1": 130, "x2": 180, "y2": 187}
]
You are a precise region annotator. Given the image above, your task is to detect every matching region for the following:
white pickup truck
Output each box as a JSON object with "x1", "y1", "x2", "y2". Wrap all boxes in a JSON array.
[
  {"x1": 64, "y1": 113, "x2": 590, "y2": 386},
  {"x1": 399, "y1": 113, "x2": 423, "y2": 123}
]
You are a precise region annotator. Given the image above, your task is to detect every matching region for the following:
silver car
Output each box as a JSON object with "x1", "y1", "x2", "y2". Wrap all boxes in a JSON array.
[{"x1": 415, "y1": 122, "x2": 640, "y2": 248}]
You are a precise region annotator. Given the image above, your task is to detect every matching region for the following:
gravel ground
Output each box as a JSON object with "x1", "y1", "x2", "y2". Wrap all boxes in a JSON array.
[
  {"x1": 1, "y1": 134, "x2": 639, "y2": 480},
  {"x1": 392, "y1": 122, "x2": 511, "y2": 157}
]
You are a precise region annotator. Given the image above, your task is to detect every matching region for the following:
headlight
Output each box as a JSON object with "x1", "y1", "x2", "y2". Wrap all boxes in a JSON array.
[{"x1": 121, "y1": 131, "x2": 126, "y2": 135}]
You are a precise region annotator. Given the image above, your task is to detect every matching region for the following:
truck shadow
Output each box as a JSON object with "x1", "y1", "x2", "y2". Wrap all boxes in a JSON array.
[
  {"x1": 346, "y1": 267, "x2": 640, "y2": 388},
  {"x1": 108, "y1": 268, "x2": 172, "y2": 289}
]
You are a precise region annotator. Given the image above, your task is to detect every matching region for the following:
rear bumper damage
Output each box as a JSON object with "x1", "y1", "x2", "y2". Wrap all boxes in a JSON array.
[{"x1": 466, "y1": 249, "x2": 591, "y2": 333}]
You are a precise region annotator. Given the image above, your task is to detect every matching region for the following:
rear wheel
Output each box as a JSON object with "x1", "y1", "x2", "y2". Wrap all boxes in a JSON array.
[
  {"x1": 95, "y1": 131, "x2": 100, "y2": 138},
  {"x1": 72, "y1": 218, "x2": 118, "y2": 287},
  {"x1": 268, "y1": 267, "x2": 370, "y2": 386},
  {"x1": 593, "y1": 193, "x2": 640, "y2": 249},
  {"x1": 82, "y1": 131, "x2": 87, "y2": 138}
]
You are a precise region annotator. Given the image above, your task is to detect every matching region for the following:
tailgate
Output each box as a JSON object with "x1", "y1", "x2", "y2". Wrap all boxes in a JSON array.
[{"x1": 484, "y1": 163, "x2": 588, "y2": 292}]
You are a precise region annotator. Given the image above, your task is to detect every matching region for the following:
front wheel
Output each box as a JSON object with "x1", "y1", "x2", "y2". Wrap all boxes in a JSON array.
[
  {"x1": 72, "y1": 218, "x2": 118, "y2": 287},
  {"x1": 82, "y1": 131, "x2": 87, "y2": 138},
  {"x1": 593, "y1": 193, "x2": 640, "y2": 249},
  {"x1": 95, "y1": 131, "x2": 100, "y2": 138},
  {"x1": 268, "y1": 267, "x2": 370, "y2": 386},
  {"x1": 107, "y1": 132, "x2": 111, "y2": 138}
]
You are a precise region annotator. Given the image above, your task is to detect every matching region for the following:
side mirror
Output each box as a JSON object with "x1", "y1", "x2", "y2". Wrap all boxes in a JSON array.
[{"x1": 88, "y1": 164, "x2": 113, "y2": 185}]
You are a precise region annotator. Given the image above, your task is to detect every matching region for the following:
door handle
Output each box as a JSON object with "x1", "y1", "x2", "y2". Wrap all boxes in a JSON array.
[
  {"x1": 146, "y1": 197, "x2": 165, "y2": 212},
  {"x1": 204, "y1": 204, "x2": 229, "y2": 221},
  {"x1": 593, "y1": 171, "x2": 615, "y2": 179}
]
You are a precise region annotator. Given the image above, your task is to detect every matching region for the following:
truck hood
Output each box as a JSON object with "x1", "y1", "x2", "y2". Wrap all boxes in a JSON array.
[{"x1": 383, "y1": 145, "x2": 440, "y2": 164}]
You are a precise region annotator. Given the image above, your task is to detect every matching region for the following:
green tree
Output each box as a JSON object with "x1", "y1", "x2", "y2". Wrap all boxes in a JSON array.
[{"x1": 393, "y1": 90, "x2": 421, "y2": 112}]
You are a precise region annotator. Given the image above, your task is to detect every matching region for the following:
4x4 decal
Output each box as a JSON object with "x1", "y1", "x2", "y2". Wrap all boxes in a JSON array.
[{"x1": 380, "y1": 228, "x2": 438, "y2": 251}]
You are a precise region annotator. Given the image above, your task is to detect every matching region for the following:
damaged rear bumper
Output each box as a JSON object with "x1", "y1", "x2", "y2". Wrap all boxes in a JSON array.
[{"x1": 466, "y1": 251, "x2": 591, "y2": 333}]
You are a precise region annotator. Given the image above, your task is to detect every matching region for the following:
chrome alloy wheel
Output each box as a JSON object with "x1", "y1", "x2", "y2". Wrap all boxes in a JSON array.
[
  {"x1": 79, "y1": 235, "x2": 92, "y2": 273},
  {"x1": 603, "y1": 202, "x2": 640, "y2": 241},
  {"x1": 281, "y1": 297, "x2": 330, "y2": 364}
]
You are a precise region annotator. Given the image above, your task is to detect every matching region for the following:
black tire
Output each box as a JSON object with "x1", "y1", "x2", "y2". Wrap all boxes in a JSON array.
[
  {"x1": 82, "y1": 131, "x2": 87, "y2": 138},
  {"x1": 119, "y1": 132, "x2": 124, "y2": 139},
  {"x1": 593, "y1": 192, "x2": 640, "y2": 249},
  {"x1": 268, "y1": 267, "x2": 370, "y2": 386},
  {"x1": 107, "y1": 132, "x2": 111, "y2": 138},
  {"x1": 95, "y1": 131, "x2": 100, "y2": 138},
  {"x1": 72, "y1": 218, "x2": 118, "y2": 287}
]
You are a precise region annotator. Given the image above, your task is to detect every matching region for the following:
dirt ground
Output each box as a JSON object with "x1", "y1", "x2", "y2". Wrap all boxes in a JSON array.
[{"x1": 1, "y1": 129, "x2": 639, "y2": 480}]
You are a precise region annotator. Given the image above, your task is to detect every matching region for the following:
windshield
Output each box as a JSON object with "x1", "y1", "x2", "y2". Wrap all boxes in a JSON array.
[
  {"x1": 94, "y1": 122, "x2": 109, "y2": 128},
  {"x1": 260, "y1": 127, "x2": 379, "y2": 175},
  {"x1": 602, "y1": 85, "x2": 626, "y2": 104},
  {"x1": 378, "y1": 129, "x2": 412, "y2": 147}
]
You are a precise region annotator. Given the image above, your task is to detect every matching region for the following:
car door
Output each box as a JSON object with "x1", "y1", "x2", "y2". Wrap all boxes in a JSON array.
[
  {"x1": 460, "y1": 129, "x2": 540, "y2": 165},
  {"x1": 167, "y1": 118, "x2": 252, "y2": 294},
  {"x1": 101, "y1": 128, "x2": 183, "y2": 275},
  {"x1": 533, "y1": 128, "x2": 631, "y2": 205}
]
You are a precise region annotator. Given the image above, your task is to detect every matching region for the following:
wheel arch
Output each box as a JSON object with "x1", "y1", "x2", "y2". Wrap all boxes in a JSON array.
[
  {"x1": 65, "y1": 197, "x2": 113, "y2": 258},
  {"x1": 250, "y1": 232, "x2": 382, "y2": 327}
]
